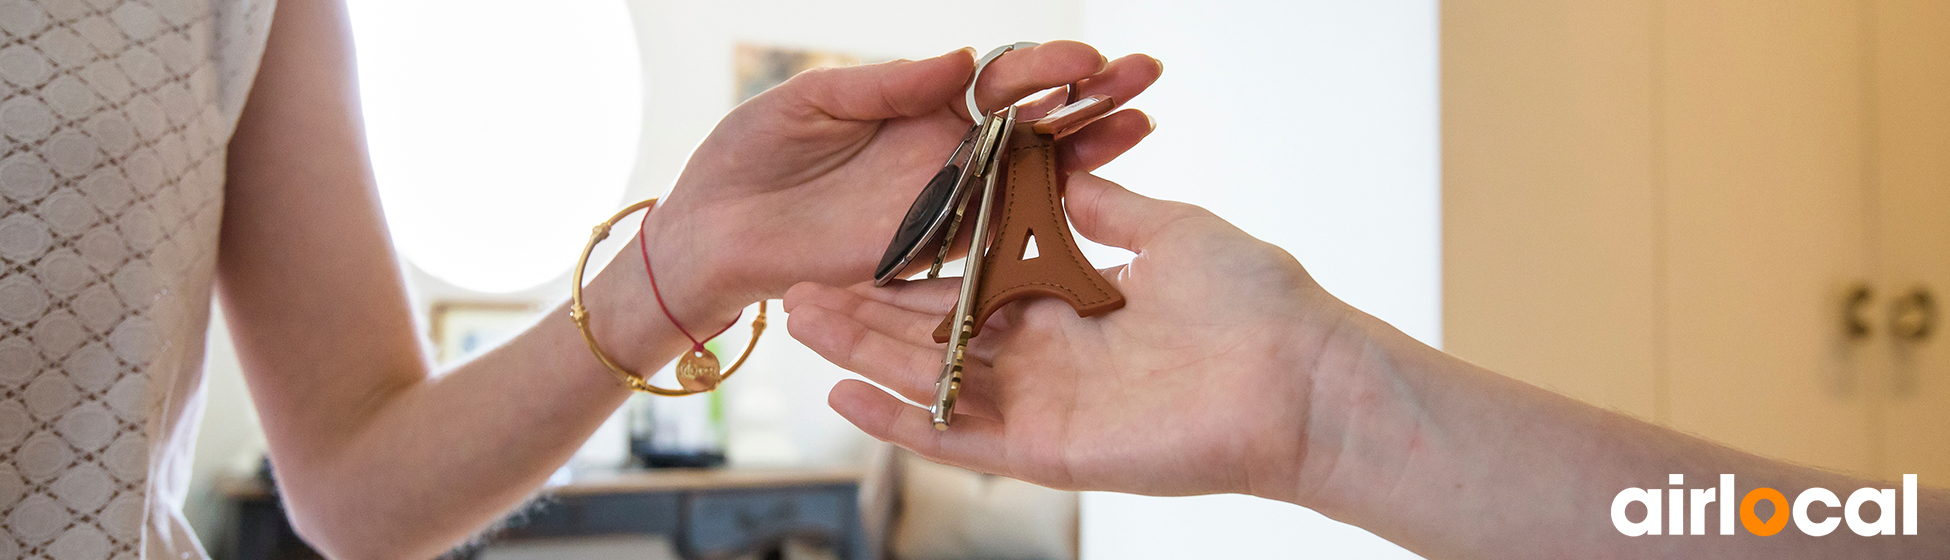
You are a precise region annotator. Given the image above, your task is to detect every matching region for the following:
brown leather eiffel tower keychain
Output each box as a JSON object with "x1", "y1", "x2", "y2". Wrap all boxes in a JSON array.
[{"x1": 873, "y1": 43, "x2": 1125, "y2": 430}]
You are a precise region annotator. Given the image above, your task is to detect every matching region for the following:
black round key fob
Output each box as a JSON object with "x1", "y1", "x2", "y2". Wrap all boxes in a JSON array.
[{"x1": 875, "y1": 163, "x2": 965, "y2": 284}]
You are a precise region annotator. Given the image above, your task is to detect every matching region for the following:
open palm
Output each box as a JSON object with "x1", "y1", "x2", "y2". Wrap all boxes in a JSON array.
[
  {"x1": 784, "y1": 173, "x2": 1364, "y2": 499},
  {"x1": 648, "y1": 43, "x2": 1163, "y2": 304}
]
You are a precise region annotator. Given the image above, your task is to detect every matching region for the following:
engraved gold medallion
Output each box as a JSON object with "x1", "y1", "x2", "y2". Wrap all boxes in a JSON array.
[{"x1": 675, "y1": 349, "x2": 722, "y2": 392}]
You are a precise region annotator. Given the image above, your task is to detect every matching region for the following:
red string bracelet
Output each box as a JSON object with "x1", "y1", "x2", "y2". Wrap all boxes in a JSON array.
[{"x1": 639, "y1": 211, "x2": 742, "y2": 356}]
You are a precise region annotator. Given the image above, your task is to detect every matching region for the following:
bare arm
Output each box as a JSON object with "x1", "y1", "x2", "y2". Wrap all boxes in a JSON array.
[
  {"x1": 1300, "y1": 308, "x2": 1950, "y2": 558},
  {"x1": 785, "y1": 172, "x2": 1950, "y2": 559},
  {"x1": 217, "y1": 0, "x2": 673, "y2": 556},
  {"x1": 216, "y1": 1, "x2": 1162, "y2": 557}
]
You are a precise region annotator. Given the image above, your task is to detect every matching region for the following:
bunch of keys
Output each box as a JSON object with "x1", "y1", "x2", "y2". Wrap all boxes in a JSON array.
[{"x1": 873, "y1": 43, "x2": 1127, "y2": 430}]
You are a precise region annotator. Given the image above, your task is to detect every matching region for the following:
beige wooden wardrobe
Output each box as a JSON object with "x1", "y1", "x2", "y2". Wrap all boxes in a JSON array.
[{"x1": 1444, "y1": 0, "x2": 1949, "y2": 482}]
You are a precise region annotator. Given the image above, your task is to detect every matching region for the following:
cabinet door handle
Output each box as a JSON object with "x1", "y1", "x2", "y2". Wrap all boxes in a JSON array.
[
  {"x1": 1890, "y1": 287, "x2": 1936, "y2": 342},
  {"x1": 1844, "y1": 284, "x2": 1875, "y2": 340}
]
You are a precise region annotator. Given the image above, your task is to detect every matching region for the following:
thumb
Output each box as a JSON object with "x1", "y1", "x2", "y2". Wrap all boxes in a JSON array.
[
  {"x1": 1065, "y1": 172, "x2": 1203, "y2": 252},
  {"x1": 778, "y1": 47, "x2": 975, "y2": 122}
]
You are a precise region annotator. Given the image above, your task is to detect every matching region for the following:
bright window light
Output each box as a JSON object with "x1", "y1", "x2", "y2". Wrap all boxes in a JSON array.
[{"x1": 347, "y1": 0, "x2": 643, "y2": 293}]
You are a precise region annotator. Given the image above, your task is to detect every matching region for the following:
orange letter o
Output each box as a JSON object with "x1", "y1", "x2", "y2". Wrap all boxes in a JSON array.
[{"x1": 1741, "y1": 488, "x2": 1790, "y2": 536}]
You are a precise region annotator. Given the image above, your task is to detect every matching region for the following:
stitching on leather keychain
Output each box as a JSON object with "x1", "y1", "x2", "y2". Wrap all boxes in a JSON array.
[
  {"x1": 996, "y1": 281, "x2": 1092, "y2": 303},
  {"x1": 998, "y1": 134, "x2": 1111, "y2": 305}
]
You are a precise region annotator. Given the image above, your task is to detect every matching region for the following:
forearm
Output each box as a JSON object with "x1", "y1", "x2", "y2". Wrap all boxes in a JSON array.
[
  {"x1": 228, "y1": 217, "x2": 735, "y2": 560},
  {"x1": 1292, "y1": 311, "x2": 1950, "y2": 559},
  {"x1": 275, "y1": 302, "x2": 629, "y2": 559},
  {"x1": 217, "y1": 0, "x2": 751, "y2": 555}
]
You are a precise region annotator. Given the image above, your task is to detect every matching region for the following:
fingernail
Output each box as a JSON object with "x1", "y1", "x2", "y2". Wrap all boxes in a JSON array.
[
  {"x1": 945, "y1": 46, "x2": 975, "y2": 59},
  {"x1": 1145, "y1": 113, "x2": 1158, "y2": 131},
  {"x1": 1150, "y1": 55, "x2": 1164, "y2": 75}
]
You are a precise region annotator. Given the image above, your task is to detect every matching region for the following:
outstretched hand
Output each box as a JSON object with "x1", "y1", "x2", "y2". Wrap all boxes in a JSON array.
[
  {"x1": 783, "y1": 173, "x2": 1372, "y2": 501},
  {"x1": 644, "y1": 43, "x2": 1163, "y2": 320}
]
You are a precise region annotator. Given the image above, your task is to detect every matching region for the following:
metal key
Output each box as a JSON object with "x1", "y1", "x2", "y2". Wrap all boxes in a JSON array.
[
  {"x1": 932, "y1": 105, "x2": 1016, "y2": 430},
  {"x1": 929, "y1": 42, "x2": 1050, "y2": 429}
]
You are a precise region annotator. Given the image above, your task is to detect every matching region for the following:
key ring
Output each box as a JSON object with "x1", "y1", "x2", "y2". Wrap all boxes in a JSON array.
[{"x1": 966, "y1": 42, "x2": 1040, "y2": 122}]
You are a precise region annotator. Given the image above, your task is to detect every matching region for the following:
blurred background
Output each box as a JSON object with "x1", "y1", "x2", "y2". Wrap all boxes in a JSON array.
[{"x1": 185, "y1": 0, "x2": 1949, "y2": 558}]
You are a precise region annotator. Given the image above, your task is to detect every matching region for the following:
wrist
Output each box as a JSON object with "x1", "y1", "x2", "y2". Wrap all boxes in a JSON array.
[
  {"x1": 638, "y1": 203, "x2": 746, "y2": 327},
  {"x1": 1281, "y1": 305, "x2": 1438, "y2": 515},
  {"x1": 580, "y1": 202, "x2": 745, "y2": 377}
]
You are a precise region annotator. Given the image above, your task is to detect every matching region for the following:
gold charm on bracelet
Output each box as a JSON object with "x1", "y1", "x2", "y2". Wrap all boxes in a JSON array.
[
  {"x1": 675, "y1": 348, "x2": 722, "y2": 392},
  {"x1": 569, "y1": 198, "x2": 766, "y2": 396}
]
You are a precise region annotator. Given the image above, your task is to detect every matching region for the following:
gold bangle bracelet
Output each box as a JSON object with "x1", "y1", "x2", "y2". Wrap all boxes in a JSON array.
[{"x1": 569, "y1": 198, "x2": 767, "y2": 396}]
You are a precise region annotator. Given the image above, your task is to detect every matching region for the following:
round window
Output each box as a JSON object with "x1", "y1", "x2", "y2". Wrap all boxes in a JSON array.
[{"x1": 348, "y1": 0, "x2": 643, "y2": 293}]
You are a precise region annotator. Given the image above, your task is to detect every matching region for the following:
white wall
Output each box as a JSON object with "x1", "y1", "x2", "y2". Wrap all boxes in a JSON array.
[{"x1": 1077, "y1": 1, "x2": 1438, "y2": 558}]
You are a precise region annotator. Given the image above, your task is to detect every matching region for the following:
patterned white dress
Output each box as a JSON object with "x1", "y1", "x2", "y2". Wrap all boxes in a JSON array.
[{"x1": 1, "y1": 0, "x2": 274, "y2": 557}]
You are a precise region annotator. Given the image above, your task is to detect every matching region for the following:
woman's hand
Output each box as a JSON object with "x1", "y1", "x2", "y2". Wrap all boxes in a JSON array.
[
  {"x1": 640, "y1": 43, "x2": 1163, "y2": 323},
  {"x1": 781, "y1": 173, "x2": 1377, "y2": 501}
]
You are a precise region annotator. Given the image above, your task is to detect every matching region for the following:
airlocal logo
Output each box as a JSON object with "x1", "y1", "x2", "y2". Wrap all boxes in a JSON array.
[{"x1": 1613, "y1": 474, "x2": 1919, "y2": 536}]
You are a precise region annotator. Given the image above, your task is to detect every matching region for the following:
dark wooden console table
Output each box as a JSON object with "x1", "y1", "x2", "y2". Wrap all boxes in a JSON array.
[{"x1": 221, "y1": 467, "x2": 868, "y2": 559}]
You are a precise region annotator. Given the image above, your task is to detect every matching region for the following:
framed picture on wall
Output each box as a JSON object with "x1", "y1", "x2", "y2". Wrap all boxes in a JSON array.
[
  {"x1": 430, "y1": 302, "x2": 546, "y2": 363},
  {"x1": 734, "y1": 43, "x2": 861, "y2": 103}
]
